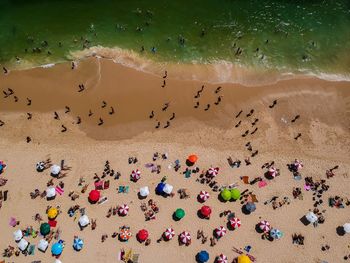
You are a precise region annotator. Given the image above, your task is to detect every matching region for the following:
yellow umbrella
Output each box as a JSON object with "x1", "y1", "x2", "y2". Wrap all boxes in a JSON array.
[
  {"x1": 238, "y1": 255, "x2": 251, "y2": 263},
  {"x1": 47, "y1": 207, "x2": 58, "y2": 219}
]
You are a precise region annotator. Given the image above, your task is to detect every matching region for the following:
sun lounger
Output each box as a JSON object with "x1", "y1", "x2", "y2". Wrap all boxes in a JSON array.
[{"x1": 98, "y1": 196, "x2": 108, "y2": 204}]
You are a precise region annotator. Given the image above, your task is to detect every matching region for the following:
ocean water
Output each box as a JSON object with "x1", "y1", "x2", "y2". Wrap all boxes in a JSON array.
[{"x1": 0, "y1": 0, "x2": 349, "y2": 76}]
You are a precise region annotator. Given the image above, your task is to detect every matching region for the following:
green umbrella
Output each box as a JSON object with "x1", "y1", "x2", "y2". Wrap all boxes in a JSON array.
[
  {"x1": 230, "y1": 188, "x2": 241, "y2": 200},
  {"x1": 175, "y1": 208, "x2": 185, "y2": 219},
  {"x1": 220, "y1": 189, "x2": 231, "y2": 201},
  {"x1": 40, "y1": 222, "x2": 51, "y2": 236}
]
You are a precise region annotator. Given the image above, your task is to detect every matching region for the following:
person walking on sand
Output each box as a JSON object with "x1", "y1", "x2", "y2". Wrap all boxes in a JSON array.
[
  {"x1": 162, "y1": 103, "x2": 169, "y2": 111},
  {"x1": 88, "y1": 109, "x2": 93, "y2": 117},
  {"x1": 163, "y1": 70, "x2": 167, "y2": 78},
  {"x1": 3, "y1": 67, "x2": 8, "y2": 74},
  {"x1": 54, "y1": 112, "x2": 59, "y2": 120},
  {"x1": 61, "y1": 125, "x2": 67, "y2": 132},
  {"x1": 170, "y1": 112, "x2": 175, "y2": 120},
  {"x1": 26, "y1": 98, "x2": 31, "y2": 106},
  {"x1": 98, "y1": 118, "x2": 104, "y2": 126},
  {"x1": 164, "y1": 121, "x2": 170, "y2": 128},
  {"x1": 101, "y1": 101, "x2": 107, "y2": 108},
  {"x1": 204, "y1": 104, "x2": 210, "y2": 111},
  {"x1": 109, "y1": 107, "x2": 115, "y2": 115},
  {"x1": 65, "y1": 106, "x2": 70, "y2": 113},
  {"x1": 76, "y1": 116, "x2": 81, "y2": 124},
  {"x1": 27, "y1": 113, "x2": 32, "y2": 120},
  {"x1": 149, "y1": 110, "x2": 154, "y2": 119},
  {"x1": 0, "y1": 120, "x2": 4, "y2": 126}
]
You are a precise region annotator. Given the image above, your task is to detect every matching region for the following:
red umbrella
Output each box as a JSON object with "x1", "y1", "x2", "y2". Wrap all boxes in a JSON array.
[
  {"x1": 259, "y1": 220, "x2": 271, "y2": 232},
  {"x1": 179, "y1": 231, "x2": 191, "y2": 244},
  {"x1": 88, "y1": 190, "x2": 100, "y2": 202},
  {"x1": 229, "y1": 217, "x2": 241, "y2": 229},
  {"x1": 215, "y1": 226, "x2": 227, "y2": 238},
  {"x1": 118, "y1": 204, "x2": 129, "y2": 216},
  {"x1": 137, "y1": 229, "x2": 149, "y2": 242},
  {"x1": 268, "y1": 167, "x2": 278, "y2": 177},
  {"x1": 164, "y1": 228, "x2": 175, "y2": 240},
  {"x1": 208, "y1": 167, "x2": 219, "y2": 177},
  {"x1": 130, "y1": 169, "x2": 141, "y2": 182},
  {"x1": 200, "y1": 205, "x2": 212, "y2": 218},
  {"x1": 198, "y1": 191, "x2": 210, "y2": 202},
  {"x1": 216, "y1": 254, "x2": 228, "y2": 263}
]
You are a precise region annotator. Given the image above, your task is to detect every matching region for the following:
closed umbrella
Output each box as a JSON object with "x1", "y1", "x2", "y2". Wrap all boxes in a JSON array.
[
  {"x1": 207, "y1": 167, "x2": 219, "y2": 177},
  {"x1": 197, "y1": 250, "x2": 209, "y2": 263},
  {"x1": 46, "y1": 187, "x2": 56, "y2": 198},
  {"x1": 164, "y1": 228, "x2": 175, "y2": 240},
  {"x1": 175, "y1": 208, "x2": 185, "y2": 220},
  {"x1": 198, "y1": 191, "x2": 210, "y2": 202},
  {"x1": 238, "y1": 255, "x2": 251, "y2": 263},
  {"x1": 40, "y1": 223, "x2": 51, "y2": 236},
  {"x1": 73, "y1": 237, "x2": 84, "y2": 251},
  {"x1": 229, "y1": 217, "x2": 241, "y2": 229},
  {"x1": 51, "y1": 242, "x2": 63, "y2": 256},
  {"x1": 139, "y1": 186, "x2": 149, "y2": 197},
  {"x1": 179, "y1": 231, "x2": 191, "y2": 244},
  {"x1": 118, "y1": 204, "x2": 129, "y2": 216},
  {"x1": 13, "y1": 229, "x2": 23, "y2": 242},
  {"x1": 230, "y1": 188, "x2": 241, "y2": 200},
  {"x1": 78, "y1": 215, "x2": 89, "y2": 227},
  {"x1": 270, "y1": 228, "x2": 283, "y2": 239},
  {"x1": 216, "y1": 254, "x2": 228, "y2": 263},
  {"x1": 220, "y1": 189, "x2": 231, "y2": 201},
  {"x1": 50, "y1": 165, "x2": 61, "y2": 176},
  {"x1": 215, "y1": 226, "x2": 227, "y2": 238},
  {"x1": 38, "y1": 239, "x2": 49, "y2": 252},
  {"x1": 130, "y1": 169, "x2": 141, "y2": 182},
  {"x1": 343, "y1": 223, "x2": 350, "y2": 233},
  {"x1": 156, "y1": 182, "x2": 165, "y2": 195},
  {"x1": 88, "y1": 190, "x2": 100, "y2": 203},
  {"x1": 119, "y1": 228, "x2": 132, "y2": 241},
  {"x1": 137, "y1": 229, "x2": 149, "y2": 242},
  {"x1": 200, "y1": 205, "x2": 212, "y2": 218},
  {"x1": 245, "y1": 202, "x2": 256, "y2": 213},
  {"x1": 47, "y1": 207, "x2": 58, "y2": 220},
  {"x1": 18, "y1": 238, "x2": 29, "y2": 251},
  {"x1": 163, "y1": 183, "x2": 173, "y2": 195},
  {"x1": 259, "y1": 220, "x2": 271, "y2": 232},
  {"x1": 36, "y1": 161, "x2": 45, "y2": 172},
  {"x1": 305, "y1": 212, "x2": 318, "y2": 223}
]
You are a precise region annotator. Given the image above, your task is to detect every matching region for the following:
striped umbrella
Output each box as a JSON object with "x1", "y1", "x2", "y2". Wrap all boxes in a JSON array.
[
  {"x1": 130, "y1": 169, "x2": 141, "y2": 182},
  {"x1": 259, "y1": 220, "x2": 271, "y2": 232},
  {"x1": 73, "y1": 237, "x2": 84, "y2": 251},
  {"x1": 179, "y1": 231, "x2": 191, "y2": 244},
  {"x1": 270, "y1": 228, "x2": 283, "y2": 240},
  {"x1": 119, "y1": 228, "x2": 132, "y2": 241},
  {"x1": 294, "y1": 159, "x2": 303, "y2": 171},
  {"x1": 229, "y1": 217, "x2": 241, "y2": 229},
  {"x1": 268, "y1": 167, "x2": 278, "y2": 177},
  {"x1": 208, "y1": 167, "x2": 219, "y2": 177},
  {"x1": 164, "y1": 228, "x2": 175, "y2": 240},
  {"x1": 118, "y1": 204, "x2": 129, "y2": 216},
  {"x1": 216, "y1": 254, "x2": 228, "y2": 263},
  {"x1": 36, "y1": 161, "x2": 45, "y2": 172},
  {"x1": 199, "y1": 191, "x2": 210, "y2": 202},
  {"x1": 215, "y1": 226, "x2": 227, "y2": 238}
]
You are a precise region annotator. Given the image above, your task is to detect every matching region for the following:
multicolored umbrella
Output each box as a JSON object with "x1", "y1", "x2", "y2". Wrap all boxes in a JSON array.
[
  {"x1": 118, "y1": 204, "x2": 129, "y2": 216},
  {"x1": 270, "y1": 228, "x2": 283, "y2": 239},
  {"x1": 229, "y1": 217, "x2": 241, "y2": 229},
  {"x1": 216, "y1": 254, "x2": 228, "y2": 263},
  {"x1": 259, "y1": 220, "x2": 271, "y2": 232},
  {"x1": 207, "y1": 167, "x2": 219, "y2": 177},
  {"x1": 130, "y1": 169, "x2": 141, "y2": 182},
  {"x1": 119, "y1": 228, "x2": 132, "y2": 241},
  {"x1": 268, "y1": 167, "x2": 278, "y2": 177},
  {"x1": 215, "y1": 226, "x2": 227, "y2": 238},
  {"x1": 199, "y1": 191, "x2": 210, "y2": 202},
  {"x1": 200, "y1": 205, "x2": 212, "y2": 218},
  {"x1": 164, "y1": 228, "x2": 175, "y2": 240},
  {"x1": 36, "y1": 161, "x2": 45, "y2": 172},
  {"x1": 137, "y1": 229, "x2": 149, "y2": 242},
  {"x1": 73, "y1": 237, "x2": 84, "y2": 251},
  {"x1": 179, "y1": 231, "x2": 191, "y2": 244}
]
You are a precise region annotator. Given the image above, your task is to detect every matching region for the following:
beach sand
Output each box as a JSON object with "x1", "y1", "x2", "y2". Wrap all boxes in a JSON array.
[{"x1": 0, "y1": 58, "x2": 349, "y2": 263}]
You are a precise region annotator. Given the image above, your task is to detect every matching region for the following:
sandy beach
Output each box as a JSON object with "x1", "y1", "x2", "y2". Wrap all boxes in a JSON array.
[{"x1": 0, "y1": 57, "x2": 350, "y2": 263}]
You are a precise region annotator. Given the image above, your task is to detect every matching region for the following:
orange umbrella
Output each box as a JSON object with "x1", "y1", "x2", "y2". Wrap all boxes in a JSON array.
[
  {"x1": 119, "y1": 228, "x2": 132, "y2": 241},
  {"x1": 187, "y1": 154, "x2": 198, "y2": 163}
]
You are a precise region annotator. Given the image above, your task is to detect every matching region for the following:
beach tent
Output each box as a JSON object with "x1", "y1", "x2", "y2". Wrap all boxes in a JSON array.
[
  {"x1": 47, "y1": 207, "x2": 58, "y2": 220},
  {"x1": 259, "y1": 220, "x2": 271, "y2": 232},
  {"x1": 238, "y1": 255, "x2": 251, "y2": 263},
  {"x1": 46, "y1": 187, "x2": 56, "y2": 199},
  {"x1": 200, "y1": 205, "x2": 212, "y2": 218},
  {"x1": 268, "y1": 167, "x2": 278, "y2": 178},
  {"x1": 197, "y1": 250, "x2": 209, "y2": 263},
  {"x1": 156, "y1": 182, "x2": 165, "y2": 195},
  {"x1": 270, "y1": 228, "x2": 283, "y2": 240},
  {"x1": 78, "y1": 215, "x2": 90, "y2": 227},
  {"x1": 131, "y1": 169, "x2": 141, "y2": 182},
  {"x1": 73, "y1": 237, "x2": 84, "y2": 251},
  {"x1": 36, "y1": 161, "x2": 45, "y2": 172},
  {"x1": 215, "y1": 226, "x2": 227, "y2": 238},
  {"x1": 164, "y1": 228, "x2": 175, "y2": 240},
  {"x1": 139, "y1": 186, "x2": 149, "y2": 197},
  {"x1": 207, "y1": 167, "x2": 219, "y2": 177},
  {"x1": 51, "y1": 242, "x2": 63, "y2": 256},
  {"x1": 343, "y1": 223, "x2": 350, "y2": 233},
  {"x1": 216, "y1": 254, "x2": 228, "y2": 263},
  {"x1": 119, "y1": 228, "x2": 132, "y2": 241},
  {"x1": 230, "y1": 188, "x2": 241, "y2": 200},
  {"x1": 50, "y1": 165, "x2": 61, "y2": 176},
  {"x1": 175, "y1": 208, "x2": 185, "y2": 220},
  {"x1": 163, "y1": 183, "x2": 174, "y2": 195},
  {"x1": 17, "y1": 238, "x2": 29, "y2": 251},
  {"x1": 245, "y1": 202, "x2": 256, "y2": 213},
  {"x1": 220, "y1": 189, "x2": 231, "y2": 201},
  {"x1": 13, "y1": 229, "x2": 23, "y2": 242},
  {"x1": 88, "y1": 190, "x2": 100, "y2": 203},
  {"x1": 179, "y1": 231, "x2": 191, "y2": 244},
  {"x1": 137, "y1": 229, "x2": 149, "y2": 242},
  {"x1": 198, "y1": 191, "x2": 210, "y2": 202},
  {"x1": 187, "y1": 154, "x2": 198, "y2": 164},
  {"x1": 38, "y1": 239, "x2": 49, "y2": 252},
  {"x1": 40, "y1": 222, "x2": 51, "y2": 236},
  {"x1": 229, "y1": 217, "x2": 241, "y2": 229},
  {"x1": 306, "y1": 212, "x2": 318, "y2": 223},
  {"x1": 118, "y1": 204, "x2": 129, "y2": 216}
]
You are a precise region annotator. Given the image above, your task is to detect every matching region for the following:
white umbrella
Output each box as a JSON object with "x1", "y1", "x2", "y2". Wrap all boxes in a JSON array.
[
  {"x1": 13, "y1": 229, "x2": 23, "y2": 242},
  {"x1": 343, "y1": 223, "x2": 350, "y2": 233},
  {"x1": 163, "y1": 183, "x2": 173, "y2": 195},
  {"x1": 179, "y1": 231, "x2": 191, "y2": 244},
  {"x1": 259, "y1": 220, "x2": 271, "y2": 232},
  {"x1": 216, "y1": 254, "x2": 228, "y2": 263},
  {"x1": 17, "y1": 238, "x2": 29, "y2": 251},
  {"x1": 306, "y1": 212, "x2": 318, "y2": 223},
  {"x1": 215, "y1": 226, "x2": 227, "y2": 238},
  {"x1": 78, "y1": 215, "x2": 90, "y2": 227},
  {"x1": 199, "y1": 191, "x2": 210, "y2": 202},
  {"x1": 130, "y1": 169, "x2": 141, "y2": 181},
  {"x1": 51, "y1": 164, "x2": 61, "y2": 175},
  {"x1": 46, "y1": 187, "x2": 56, "y2": 198},
  {"x1": 164, "y1": 228, "x2": 175, "y2": 240},
  {"x1": 139, "y1": 186, "x2": 149, "y2": 197},
  {"x1": 54, "y1": 260, "x2": 62, "y2": 263},
  {"x1": 38, "y1": 239, "x2": 49, "y2": 252},
  {"x1": 118, "y1": 204, "x2": 129, "y2": 216}
]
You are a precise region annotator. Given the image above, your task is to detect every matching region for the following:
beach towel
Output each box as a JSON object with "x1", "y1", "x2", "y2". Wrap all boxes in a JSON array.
[
  {"x1": 48, "y1": 220, "x2": 57, "y2": 227},
  {"x1": 55, "y1": 186, "x2": 64, "y2": 195},
  {"x1": 28, "y1": 244, "x2": 35, "y2": 255},
  {"x1": 103, "y1": 180, "x2": 110, "y2": 190},
  {"x1": 258, "y1": 180, "x2": 267, "y2": 188},
  {"x1": 94, "y1": 181, "x2": 103, "y2": 190},
  {"x1": 9, "y1": 217, "x2": 17, "y2": 227},
  {"x1": 241, "y1": 176, "x2": 249, "y2": 184},
  {"x1": 304, "y1": 184, "x2": 311, "y2": 191}
]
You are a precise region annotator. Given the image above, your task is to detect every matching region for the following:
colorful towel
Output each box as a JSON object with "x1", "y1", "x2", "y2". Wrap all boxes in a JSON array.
[
  {"x1": 55, "y1": 186, "x2": 64, "y2": 195},
  {"x1": 95, "y1": 181, "x2": 103, "y2": 190},
  {"x1": 258, "y1": 181, "x2": 267, "y2": 188}
]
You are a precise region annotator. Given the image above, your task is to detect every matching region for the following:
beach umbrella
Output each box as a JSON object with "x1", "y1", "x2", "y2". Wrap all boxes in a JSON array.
[
  {"x1": 164, "y1": 228, "x2": 175, "y2": 240},
  {"x1": 88, "y1": 189, "x2": 100, "y2": 203},
  {"x1": 55, "y1": 260, "x2": 62, "y2": 263},
  {"x1": 270, "y1": 228, "x2": 283, "y2": 239},
  {"x1": 139, "y1": 186, "x2": 150, "y2": 197},
  {"x1": 238, "y1": 255, "x2": 251, "y2": 263},
  {"x1": 179, "y1": 231, "x2": 191, "y2": 244},
  {"x1": 40, "y1": 222, "x2": 51, "y2": 236},
  {"x1": 137, "y1": 229, "x2": 149, "y2": 242},
  {"x1": 187, "y1": 154, "x2": 198, "y2": 164},
  {"x1": 230, "y1": 188, "x2": 241, "y2": 200},
  {"x1": 215, "y1": 226, "x2": 227, "y2": 238},
  {"x1": 118, "y1": 204, "x2": 129, "y2": 216},
  {"x1": 294, "y1": 159, "x2": 303, "y2": 171},
  {"x1": 175, "y1": 208, "x2": 185, "y2": 220},
  {"x1": 156, "y1": 182, "x2": 165, "y2": 195},
  {"x1": 38, "y1": 239, "x2": 49, "y2": 252},
  {"x1": 259, "y1": 220, "x2": 271, "y2": 232},
  {"x1": 198, "y1": 191, "x2": 210, "y2": 202},
  {"x1": 220, "y1": 189, "x2": 231, "y2": 201},
  {"x1": 216, "y1": 254, "x2": 228, "y2": 263},
  {"x1": 245, "y1": 202, "x2": 256, "y2": 213},
  {"x1": 268, "y1": 167, "x2": 278, "y2": 177},
  {"x1": 197, "y1": 250, "x2": 209, "y2": 263},
  {"x1": 73, "y1": 237, "x2": 84, "y2": 251},
  {"x1": 343, "y1": 223, "x2": 350, "y2": 233},
  {"x1": 229, "y1": 217, "x2": 241, "y2": 229},
  {"x1": 50, "y1": 165, "x2": 61, "y2": 176},
  {"x1": 119, "y1": 228, "x2": 132, "y2": 241},
  {"x1": 305, "y1": 211, "x2": 318, "y2": 223},
  {"x1": 130, "y1": 169, "x2": 141, "y2": 182},
  {"x1": 78, "y1": 215, "x2": 90, "y2": 227},
  {"x1": 163, "y1": 183, "x2": 174, "y2": 195},
  {"x1": 47, "y1": 207, "x2": 58, "y2": 219},
  {"x1": 36, "y1": 161, "x2": 45, "y2": 172},
  {"x1": 208, "y1": 167, "x2": 219, "y2": 177},
  {"x1": 17, "y1": 238, "x2": 29, "y2": 251},
  {"x1": 13, "y1": 229, "x2": 23, "y2": 242},
  {"x1": 51, "y1": 242, "x2": 63, "y2": 256},
  {"x1": 200, "y1": 205, "x2": 212, "y2": 218},
  {"x1": 46, "y1": 187, "x2": 56, "y2": 198}
]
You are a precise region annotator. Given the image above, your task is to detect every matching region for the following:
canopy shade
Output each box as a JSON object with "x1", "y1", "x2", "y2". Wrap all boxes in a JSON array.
[
  {"x1": 18, "y1": 238, "x2": 29, "y2": 251},
  {"x1": 78, "y1": 215, "x2": 90, "y2": 227},
  {"x1": 38, "y1": 239, "x2": 49, "y2": 252},
  {"x1": 13, "y1": 229, "x2": 23, "y2": 242}
]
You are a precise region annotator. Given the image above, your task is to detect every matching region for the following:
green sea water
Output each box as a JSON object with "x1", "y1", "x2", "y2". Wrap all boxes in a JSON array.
[{"x1": 0, "y1": 0, "x2": 350, "y2": 76}]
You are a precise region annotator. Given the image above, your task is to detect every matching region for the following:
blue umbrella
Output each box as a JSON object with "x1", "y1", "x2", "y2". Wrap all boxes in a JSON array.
[
  {"x1": 155, "y1": 182, "x2": 165, "y2": 195},
  {"x1": 270, "y1": 228, "x2": 283, "y2": 239},
  {"x1": 51, "y1": 242, "x2": 63, "y2": 256},
  {"x1": 197, "y1": 250, "x2": 209, "y2": 262},
  {"x1": 245, "y1": 202, "x2": 256, "y2": 213},
  {"x1": 73, "y1": 237, "x2": 84, "y2": 251}
]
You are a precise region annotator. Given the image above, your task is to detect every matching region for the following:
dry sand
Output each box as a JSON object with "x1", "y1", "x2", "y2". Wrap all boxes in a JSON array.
[{"x1": 0, "y1": 58, "x2": 349, "y2": 263}]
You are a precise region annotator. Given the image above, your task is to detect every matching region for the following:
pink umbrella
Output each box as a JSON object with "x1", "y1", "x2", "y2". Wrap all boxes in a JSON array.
[
  {"x1": 215, "y1": 226, "x2": 227, "y2": 238},
  {"x1": 229, "y1": 217, "x2": 241, "y2": 229},
  {"x1": 130, "y1": 169, "x2": 141, "y2": 182},
  {"x1": 199, "y1": 191, "x2": 210, "y2": 202},
  {"x1": 118, "y1": 204, "x2": 129, "y2": 216},
  {"x1": 294, "y1": 159, "x2": 303, "y2": 171},
  {"x1": 216, "y1": 254, "x2": 228, "y2": 263},
  {"x1": 208, "y1": 167, "x2": 219, "y2": 177},
  {"x1": 179, "y1": 231, "x2": 191, "y2": 244},
  {"x1": 268, "y1": 167, "x2": 278, "y2": 177},
  {"x1": 164, "y1": 228, "x2": 175, "y2": 240},
  {"x1": 259, "y1": 220, "x2": 271, "y2": 232}
]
